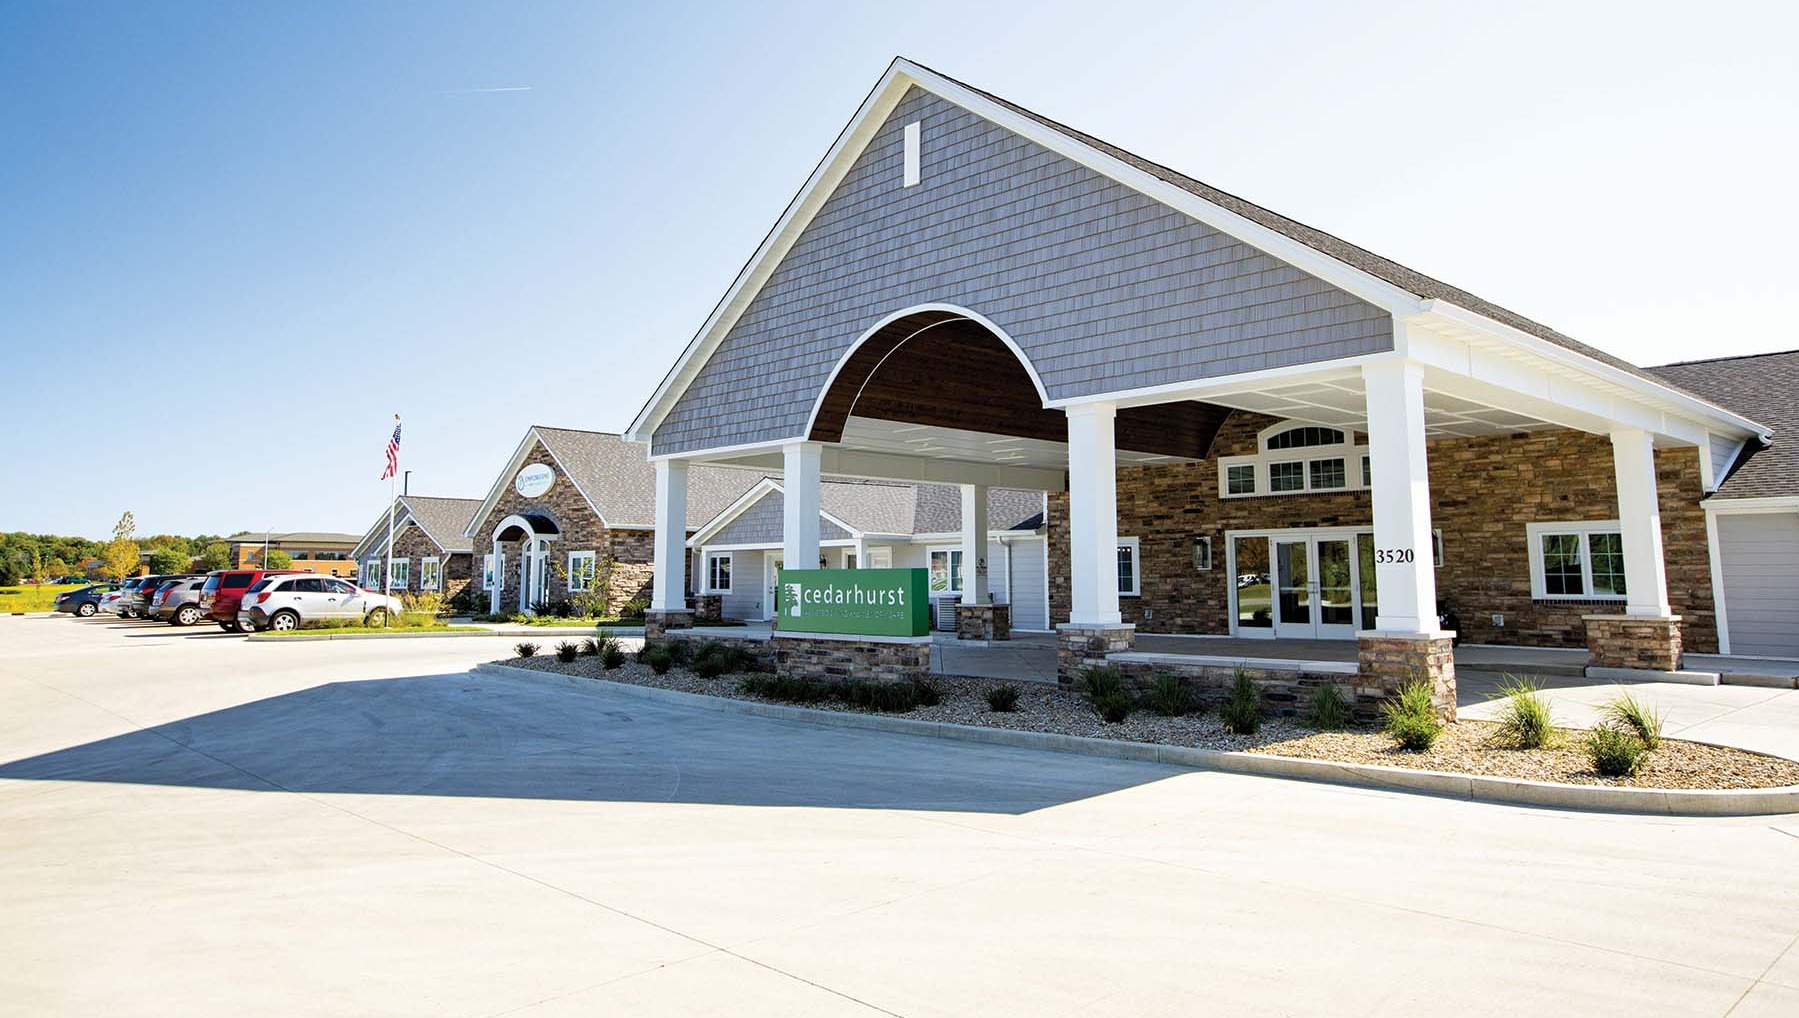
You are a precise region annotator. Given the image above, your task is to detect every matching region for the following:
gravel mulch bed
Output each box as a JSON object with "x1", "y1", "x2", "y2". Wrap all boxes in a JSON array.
[{"x1": 496, "y1": 655, "x2": 1799, "y2": 791}]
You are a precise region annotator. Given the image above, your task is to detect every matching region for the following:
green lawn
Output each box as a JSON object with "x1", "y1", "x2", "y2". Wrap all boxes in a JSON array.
[
  {"x1": 0, "y1": 583, "x2": 89, "y2": 612},
  {"x1": 258, "y1": 625, "x2": 485, "y2": 638}
]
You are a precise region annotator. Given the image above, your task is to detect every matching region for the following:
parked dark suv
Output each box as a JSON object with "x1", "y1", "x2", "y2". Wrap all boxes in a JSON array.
[
  {"x1": 201, "y1": 569, "x2": 306, "y2": 632},
  {"x1": 126, "y1": 575, "x2": 200, "y2": 619}
]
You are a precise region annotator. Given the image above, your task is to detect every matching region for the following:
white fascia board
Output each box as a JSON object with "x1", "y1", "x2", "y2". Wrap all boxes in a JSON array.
[
  {"x1": 1040, "y1": 355, "x2": 1385, "y2": 411},
  {"x1": 716, "y1": 447, "x2": 1067, "y2": 492},
  {"x1": 1413, "y1": 301, "x2": 1771, "y2": 443},
  {"x1": 627, "y1": 57, "x2": 1425, "y2": 448},
  {"x1": 462, "y1": 430, "x2": 543, "y2": 538},
  {"x1": 1702, "y1": 495, "x2": 1799, "y2": 515}
]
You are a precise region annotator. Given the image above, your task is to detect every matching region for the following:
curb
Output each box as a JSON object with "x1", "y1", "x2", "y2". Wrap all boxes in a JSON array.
[
  {"x1": 249, "y1": 630, "x2": 512, "y2": 642},
  {"x1": 472, "y1": 661, "x2": 1799, "y2": 817}
]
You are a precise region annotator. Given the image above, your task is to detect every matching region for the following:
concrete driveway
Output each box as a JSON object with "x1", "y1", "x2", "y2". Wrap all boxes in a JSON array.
[{"x1": 3, "y1": 617, "x2": 1798, "y2": 1017}]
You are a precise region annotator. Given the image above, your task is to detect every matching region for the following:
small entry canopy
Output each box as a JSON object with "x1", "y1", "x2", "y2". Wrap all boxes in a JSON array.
[{"x1": 493, "y1": 513, "x2": 560, "y2": 542}]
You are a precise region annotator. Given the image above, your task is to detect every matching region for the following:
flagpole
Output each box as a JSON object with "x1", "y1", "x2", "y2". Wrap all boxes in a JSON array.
[{"x1": 384, "y1": 414, "x2": 399, "y2": 628}]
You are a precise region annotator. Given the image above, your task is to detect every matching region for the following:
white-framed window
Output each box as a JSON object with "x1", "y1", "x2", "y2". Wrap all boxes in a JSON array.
[
  {"x1": 1525, "y1": 521, "x2": 1627, "y2": 600},
  {"x1": 1219, "y1": 422, "x2": 1370, "y2": 499},
  {"x1": 388, "y1": 558, "x2": 410, "y2": 588},
  {"x1": 1117, "y1": 537, "x2": 1141, "y2": 597},
  {"x1": 419, "y1": 557, "x2": 440, "y2": 591},
  {"x1": 927, "y1": 547, "x2": 963, "y2": 594},
  {"x1": 705, "y1": 552, "x2": 732, "y2": 593},
  {"x1": 866, "y1": 546, "x2": 893, "y2": 569},
  {"x1": 567, "y1": 551, "x2": 597, "y2": 592},
  {"x1": 361, "y1": 560, "x2": 379, "y2": 587},
  {"x1": 482, "y1": 554, "x2": 495, "y2": 591}
]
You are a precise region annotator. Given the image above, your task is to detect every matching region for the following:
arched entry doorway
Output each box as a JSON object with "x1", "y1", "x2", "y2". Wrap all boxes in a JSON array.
[{"x1": 492, "y1": 513, "x2": 560, "y2": 614}]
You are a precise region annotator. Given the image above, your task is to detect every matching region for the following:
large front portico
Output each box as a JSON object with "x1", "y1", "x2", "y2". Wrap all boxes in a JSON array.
[{"x1": 626, "y1": 59, "x2": 1767, "y2": 714}]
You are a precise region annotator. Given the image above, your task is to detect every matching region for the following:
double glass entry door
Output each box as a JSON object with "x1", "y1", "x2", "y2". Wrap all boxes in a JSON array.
[{"x1": 1234, "y1": 531, "x2": 1380, "y2": 640}]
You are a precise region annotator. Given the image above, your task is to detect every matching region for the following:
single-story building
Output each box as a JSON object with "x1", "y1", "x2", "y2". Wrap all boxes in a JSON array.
[
  {"x1": 620, "y1": 58, "x2": 1785, "y2": 708},
  {"x1": 463, "y1": 426, "x2": 763, "y2": 615},
  {"x1": 688, "y1": 477, "x2": 1047, "y2": 629},
  {"x1": 350, "y1": 495, "x2": 484, "y2": 600},
  {"x1": 1650, "y1": 351, "x2": 1799, "y2": 658},
  {"x1": 224, "y1": 532, "x2": 361, "y2": 577}
]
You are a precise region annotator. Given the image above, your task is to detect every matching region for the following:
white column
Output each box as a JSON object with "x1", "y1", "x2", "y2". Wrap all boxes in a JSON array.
[
  {"x1": 782, "y1": 441, "x2": 822, "y2": 572},
  {"x1": 1610, "y1": 428, "x2": 1673, "y2": 617},
  {"x1": 1362, "y1": 360, "x2": 1440, "y2": 633},
  {"x1": 960, "y1": 483, "x2": 990, "y2": 605},
  {"x1": 1065, "y1": 402, "x2": 1121, "y2": 626},
  {"x1": 651, "y1": 458, "x2": 690, "y2": 613},
  {"x1": 489, "y1": 537, "x2": 502, "y2": 615}
]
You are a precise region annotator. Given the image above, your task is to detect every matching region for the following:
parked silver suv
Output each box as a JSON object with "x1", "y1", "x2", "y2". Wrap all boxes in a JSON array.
[
  {"x1": 238, "y1": 575, "x2": 405, "y2": 632},
  {"x1": 149, "y1": 576, "x2": 211, "y2": 626}
]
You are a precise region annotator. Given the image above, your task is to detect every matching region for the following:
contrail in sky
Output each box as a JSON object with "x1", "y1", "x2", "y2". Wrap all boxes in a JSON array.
[{"x1": 440, "y1": 86, "x2": 532, "y2": 94}]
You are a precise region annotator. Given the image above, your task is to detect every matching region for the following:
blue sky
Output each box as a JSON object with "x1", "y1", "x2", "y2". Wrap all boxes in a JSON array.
[{"x1": 3, "y1": 1, "x2": 1795, "y2": 539}]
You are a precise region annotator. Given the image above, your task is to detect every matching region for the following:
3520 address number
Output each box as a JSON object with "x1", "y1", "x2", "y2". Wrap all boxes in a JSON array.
[{"x1": 1373, "y1": 548, "x2": 1416, "y2": 564}]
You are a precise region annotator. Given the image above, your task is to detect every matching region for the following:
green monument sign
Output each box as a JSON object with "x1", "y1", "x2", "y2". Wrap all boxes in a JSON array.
[{"x1": 775, "y1": 568, "x2": 931, "y2": 638}]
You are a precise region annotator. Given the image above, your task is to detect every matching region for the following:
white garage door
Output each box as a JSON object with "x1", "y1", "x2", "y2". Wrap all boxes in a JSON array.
[
  {"x1": 1717, "y1": 511, "x2": 1799, "y2": 657},
  {"x1": 1004, "y1": 537, "x2": 1050, "y2": 632}
]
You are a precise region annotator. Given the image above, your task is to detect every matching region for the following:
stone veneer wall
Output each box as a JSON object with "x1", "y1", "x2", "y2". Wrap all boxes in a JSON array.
[
  {"x1": 1047, "y1": 412, "x2": 1718, "y2": 652},
  {"x1": 468, "y1": 439, "x2": 677, "y2": 616},
  {"x1": 360, "y1": 526, "x2": 472, "y2": 601}
]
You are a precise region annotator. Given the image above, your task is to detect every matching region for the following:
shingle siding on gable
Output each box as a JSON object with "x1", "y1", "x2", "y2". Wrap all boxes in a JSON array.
[
  {"x1": 653, "y1": 87, "x2": 1392, "y2": 455},
  {"x1": 711, "y1": 491, "x2": 852, "y2": 547}
]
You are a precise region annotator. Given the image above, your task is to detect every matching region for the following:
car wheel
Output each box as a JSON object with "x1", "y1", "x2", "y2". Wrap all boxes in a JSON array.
[
  {"x1": 76, "y1": 602, "x2": 96, "y2": 617},
  {"x1": 364, "y1": 607, "x2": 389, "y2": 627},
  {"x1": 220, "y1": 620, "x2": 243, "y2": 633},
  {"x1": 175, "y1": 605, "x2": 200, "y2": 627},
  {"x1": 269, "y1": 610, "x2": 300, "y2": 632}
]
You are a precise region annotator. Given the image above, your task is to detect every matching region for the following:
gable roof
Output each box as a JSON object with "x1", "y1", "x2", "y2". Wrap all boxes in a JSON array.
[
  {"x1": 628, "y1": 57, "x2": 1761, "y2": 448},
  {"x1": 226, "y1": 531, "x2": 361, "y2": 546},
  {"x1": 465, "y1": 426, "x2": 763, "y2": 535},
  {"x1": 351, "y1": 496, "x2": 483, "y2": 559},
  {"x1": 1649, "y1": 351, "x2": 1799, "y2": 500}
]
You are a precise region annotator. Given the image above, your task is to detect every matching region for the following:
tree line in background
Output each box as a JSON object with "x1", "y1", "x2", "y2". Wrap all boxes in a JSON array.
[{"x1": 0, "y1": 511, "x2": 245, "y2": 586}]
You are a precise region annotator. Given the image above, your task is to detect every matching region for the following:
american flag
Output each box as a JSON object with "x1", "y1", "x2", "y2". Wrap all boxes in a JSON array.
[{"x1": 380, "y1": 418, "x2": 402, "y2": 480}]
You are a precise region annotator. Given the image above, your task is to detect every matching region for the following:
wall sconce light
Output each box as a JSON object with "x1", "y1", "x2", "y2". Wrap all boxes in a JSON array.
[{"x1": 1193, "y1": 535, "x2": 1213, "y2": 571}]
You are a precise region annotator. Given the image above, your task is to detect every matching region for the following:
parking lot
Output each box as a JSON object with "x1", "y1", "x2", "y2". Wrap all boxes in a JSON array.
[{"x1": 3, "y1": 616, "x2": 1799, "y2": 1016}]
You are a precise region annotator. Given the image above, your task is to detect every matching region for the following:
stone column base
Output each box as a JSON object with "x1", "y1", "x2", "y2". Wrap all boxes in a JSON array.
[
  {"x1": 643, "y1": 609, "x2": 694, "y2": 639},
  {"x1": 1357, "y1": 630, "x2": 1457, "y2": 721},
  {"x1": 1584, "y1": 614, "x2": 1683, "y2": 672},
  {"x1": 773, "y1": 632, "x2": 932, "y2": 684},
  {"x1": 691, "y1": 594, "x2": 723, "y2": 622},
  {"x1": 1056, "y1": 622, "x2": 1135, "y2": 688},
  {"x1": 956, "y1": 603, "x2": 1010, "y2": 642}
]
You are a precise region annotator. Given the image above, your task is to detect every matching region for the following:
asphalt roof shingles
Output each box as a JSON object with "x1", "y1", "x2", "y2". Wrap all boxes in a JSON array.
[
  {"x1": 531, "y1": 427, "x2": 762, "y2": 529},
  {"x1": 1649, "y1": 352, "x2": 1799, "y2": 500}
]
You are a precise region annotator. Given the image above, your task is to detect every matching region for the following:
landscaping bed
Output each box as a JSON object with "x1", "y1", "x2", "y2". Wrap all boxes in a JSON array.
[{"x1": 495, "y1": 654, "x2": 1799, "y2": 791}]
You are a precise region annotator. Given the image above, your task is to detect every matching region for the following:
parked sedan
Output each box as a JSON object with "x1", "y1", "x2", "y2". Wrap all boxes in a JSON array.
[
  {"x1": 149, "y1": 576, "x2": 211, "y2": 626},
  {"x1": 238, "y1": 575, "x2": 404, "y2": 632},
  {"x1": 53, "y1": 584, "x2": 119, "y2": 617}
]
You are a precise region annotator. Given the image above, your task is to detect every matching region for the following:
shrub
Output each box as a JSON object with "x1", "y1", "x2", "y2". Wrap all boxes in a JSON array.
[
  {"x1": 514, "y1": 641, "x2": 538, "y2": 659},
  {"x1": 1585, "y1": 724, "x2": 1646, "y2": 777},
  {"x1": 1601, "y1": 691, "x2": 1663, "y2": 750},
  {"x1": 1142, "y1": 672, "x2": 1196, "y2": 717},
  {"x1": 1219, "y1": 669, "x2": 1263, "y2": 734},
  {"x1": 579, "y1": 637, "x2": 601, "y2": 657},
  {"x1": 912, "y1": 678, "x2": 942, "y2": 707},
  {"x1": 555, "y1": 641, "x2": 579, "y2": 663},
  {"x1": 600, "y1": 644, "x2": 625, "y2": 670},
  {"x1": 663, "y1": 639, "x2": 694, "y2": 666},
  {"x1": 1381, "y1": 680, "x2": 1442, "y2": 751},
  {"x1": 1307, "y1": 684, "x2": 1352, "y2": 730},
  {"x1": 690, "y1": 640, "x2": 752, "y2": 678},
  {"x1": 843, "y1": 679, "x2": 919, "y2": 713},
  {"x1": 1489, "y1": 675, "x2": 1555, "y2": 749},
  {"x1": 985, "y1": 684, "x2": 1021, "y2": 712},
  {"x1": 619, "y1": 597, "x2": 650, "y2": 620},
  {"x1": 1094, "y1": 689, "x2": 1134, "y2": 723},
  {"x1": 1080, "y1": 666, "x2": 1132, "y2": 722},
  {"x1": 739, "y1": 673, "x2": 834, "y2": 704},
  {"x1": 639, "y1": 645, "x2": 673, "y2": 675}
]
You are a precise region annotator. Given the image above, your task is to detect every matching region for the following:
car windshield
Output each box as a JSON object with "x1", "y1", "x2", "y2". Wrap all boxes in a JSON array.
[
  {"x1": 245, "y1": 579, "x2": 272, "y2": 593},
  {"x1": 201, "y1": 576, "x2": 221, "y2": 593}
]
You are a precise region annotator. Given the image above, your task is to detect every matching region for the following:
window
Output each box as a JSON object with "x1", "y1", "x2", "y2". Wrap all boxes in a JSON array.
[
  {"x1": 705, "y1": 553, "x2": 732, "y2": 592},
  {"x1": 419, "y1": 557, "x2": 440, "y2": 591},
  {"x1": 292, "y1": 577, "x2": 324, "y2": 593},
  {"x1": 222, "y1": 573, "x2": 252, "y2": 590},
  {"x1": 1308, "y1": 458, "x2": 1347, "y2": 490},
  {"x1": 1225, "y1": 464, "x2": 1256, "y2": 495},
  {"x1": 326, "y1": 579, "x2": 357, "y2": 596},
  {"x1": 866, "y1": 547, "x2": 893, "y2": 569},
  {"x1": 1219, "y1": 421, "x2": 1370, "y2": 499},
  {"x1": 482, "y1": 554, "x2": 496, "y2": 592},
  {"x1": 844, "y1": 552, "x2": 858, "y2": 570},
  {"x1": 388, "y1": 559, "x2": 409, "y2": 588},
  {"x1": 1117, "y1": 538, "x2": 1141, "y2": 597},
  {"x1": 1527, "y1": 522, "x2": 1627, "y2": 600},
  {"x1": 1269, "y1": 461, "x2": 1305, "y2": 492},
  {"x1": 928, "y1": 548, "x2": 963, "y2": 594},
  {"x1": 567, "y1": 551, "x2": 597, "y2": 592},
  {"x1": 360, "y1": 560, "x2": 379, "y2": 587}
]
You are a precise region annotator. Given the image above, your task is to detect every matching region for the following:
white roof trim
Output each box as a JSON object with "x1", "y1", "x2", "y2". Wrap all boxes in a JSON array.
[{"x1": 685, "y1": 478, "x2": 864, "y2": 548}]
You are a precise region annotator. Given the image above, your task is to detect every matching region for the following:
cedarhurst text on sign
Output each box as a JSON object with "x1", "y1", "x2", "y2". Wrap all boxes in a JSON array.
[{"x1": 775, "y1": 568, "x2": 930, "y2": 638}]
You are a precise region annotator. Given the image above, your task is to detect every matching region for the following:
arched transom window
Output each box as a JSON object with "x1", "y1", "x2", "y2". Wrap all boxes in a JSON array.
[{"x1": 1218, "y1": 422, "x2": 1371, "y2": 499}]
